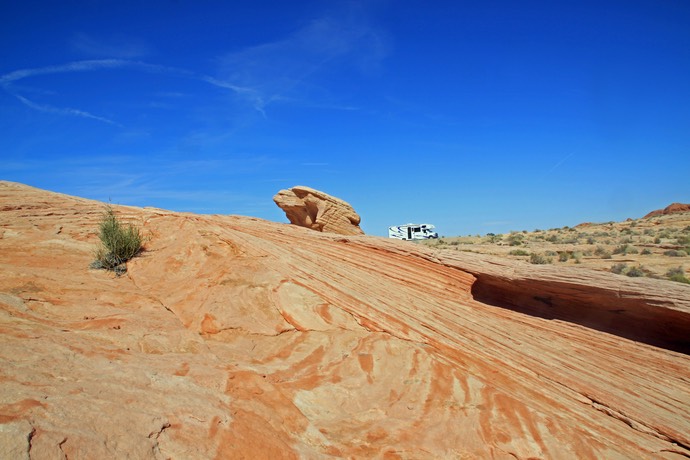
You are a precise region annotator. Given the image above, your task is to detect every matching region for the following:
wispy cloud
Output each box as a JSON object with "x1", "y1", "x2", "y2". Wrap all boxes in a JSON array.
[
  {"x1": 545, "y1": 152, "x2": 575, "y2": 175},
  {"x1": 0, "y1": 59, "x2": 258, "y2": 125},
  {"x1": 0, "y1": 7, "x2": 387, "y2": 127},
  {"x1": 14, "y1": 94, "x2": 122, "y2": 126},
  {"x1": 0, "y1": 59, "x2": 130, "y2": 86},
  {"x1": 217, "y1": 10, "x2": 388, "y2": 115}
]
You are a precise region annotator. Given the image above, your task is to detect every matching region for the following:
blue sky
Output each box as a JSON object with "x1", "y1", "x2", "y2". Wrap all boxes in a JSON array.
[{"x1": 1, "y1": 0, "x2": 688, "y2": 236}]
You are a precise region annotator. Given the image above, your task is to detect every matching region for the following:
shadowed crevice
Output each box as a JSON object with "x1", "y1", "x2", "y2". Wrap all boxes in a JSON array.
[{"x1": 471, "y1": 275, "x2": 690, "y2": 355}]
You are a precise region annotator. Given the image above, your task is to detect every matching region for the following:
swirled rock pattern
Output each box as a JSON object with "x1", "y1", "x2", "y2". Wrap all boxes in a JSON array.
[
  {"x1": 273, "y1": 185, "x2": 364, "y2": 235},
  {"x1": 1, "y1": 180, "x2": 689, "y2": 459}
]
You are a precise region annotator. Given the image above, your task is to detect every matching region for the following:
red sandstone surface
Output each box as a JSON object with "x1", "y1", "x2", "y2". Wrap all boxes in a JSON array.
[
  {"x1": 644, "y1": 203, "x2": 690, "y2": 219},
  {"x1": 1, "y1": 181, "x2": 689, "y2": 459}
]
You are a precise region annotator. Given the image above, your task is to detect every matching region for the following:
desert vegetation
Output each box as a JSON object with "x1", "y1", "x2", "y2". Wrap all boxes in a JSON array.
[
  {"x1": 424, "y1": 210, "x2": 690, "y2": 284},
  {"x1": 90, "y1": 206, "x2": 144, "y2": 275}
]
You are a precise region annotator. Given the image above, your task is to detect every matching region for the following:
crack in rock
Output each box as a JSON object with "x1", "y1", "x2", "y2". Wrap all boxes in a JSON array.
[
  {"x1": 58, "y1": 437, "x2": 68, "y2": 460},
  {"x1": 148, "y1": 422, "x2": 171, "y2": 440},
  {"x1": 588, "y1": 397, "x2": 690, "y2": 455},
  {"x1": 27, "y1": 425, "x2": 36, "y2": 459}
]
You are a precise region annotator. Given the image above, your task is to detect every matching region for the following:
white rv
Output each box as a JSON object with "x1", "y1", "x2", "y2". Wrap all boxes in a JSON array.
[{"x1": 388, "y1": 223, "x2": 438, "y2": 240}]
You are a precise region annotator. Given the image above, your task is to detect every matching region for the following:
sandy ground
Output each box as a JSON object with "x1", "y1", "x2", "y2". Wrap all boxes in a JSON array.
[{"x1": 421, "y1": 212, "x2": 690, "y2": 282}]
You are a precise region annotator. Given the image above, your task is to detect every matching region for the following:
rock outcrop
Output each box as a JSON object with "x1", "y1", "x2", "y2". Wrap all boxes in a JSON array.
[
  {"x1": 1, "y1": 181, "x2": 689, "y2": 459},
  {"x1": 644, "y1": 202, "x2": 690, "y2": 218},
  {"x1": 273, "y1": 185, "x2": 364, "y2": 235}
]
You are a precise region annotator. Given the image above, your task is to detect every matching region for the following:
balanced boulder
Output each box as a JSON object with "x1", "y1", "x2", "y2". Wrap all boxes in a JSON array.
[{"x1": 273, "y1": 185, "x2": 364, "y2": 235}]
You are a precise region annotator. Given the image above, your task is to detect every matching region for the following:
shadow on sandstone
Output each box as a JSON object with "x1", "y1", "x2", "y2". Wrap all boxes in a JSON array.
[{"x1": 471, "y1": 275, "x2": 690, "y2": 355}]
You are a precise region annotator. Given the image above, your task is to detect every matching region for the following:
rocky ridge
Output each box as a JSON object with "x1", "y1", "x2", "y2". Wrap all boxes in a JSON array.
[
  {"x1": 1, "y1": 181, "x2": 689, "y2": 459},
  {"x1": 644, "y1": 203, "x2": 690, "y2": 219}
]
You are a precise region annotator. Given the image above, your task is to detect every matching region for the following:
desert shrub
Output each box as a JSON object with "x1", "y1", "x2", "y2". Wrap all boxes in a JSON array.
[
  {"x1": 643, "y1": 229, "x2": 654, "y2": 236},
  {"x1": 529, "y1": 253, "x2": 552, "y2": 264},
  {"x1": 507, "y1": 233, "x2": 524, "y2": 246},
  {"x1": 626, "y1": 266, "x2": 645, "y2": 277},
  {"x1": 613, "y1": 244, "x2": 638, "y2": 255},
  {"x1": 509, "y1": 249, "x2": 529, "y2": 256},
  {"x1": 619, "y1": 236, "x2": 633, "y2": 244},
  {"x1": 641, "y1": 248, "x2": 652, "y2": 255},
  {"x1": 558, "y1": 252, "x2": 570, "y2": 262},
  {"x1": 664, "y1": 250, "x2": 688, "y2": 257},
  {"x1": 485, "y1": 233, "x2": 502, "y2": 243},
  {"x1": 654, "y1": 237, "x2": 662, "y2": 244},
  {"x1": 594, "y1": 246, "x2": 607, "y2": 256},
  {"x1": 587, "y1": 237, "x2": 596, "y2": 244},
  {"x1": 666, "y1": 267, "x2": 690, "y2": 284},
  {"x1": 677, "y1": 235, "x2": 690, "y2": 245},
  {"x1": 90, "y1": 206, "x2": 143, "y2": 274},
  {"x1": 610, "y1": 263, "x2": 627, "y2": 275},
  {"x1": 546, "y1": 235, "x2": 559, "y2": 243},
  {"x1": 612, "y1": 244, "x2": 626, "y2": 254},
  {"x1": 594, "y1": 246, "x2": 612, "y2": 259}
]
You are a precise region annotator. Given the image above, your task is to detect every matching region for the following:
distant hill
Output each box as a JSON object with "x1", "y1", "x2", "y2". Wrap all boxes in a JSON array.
[{"x1": 644, "y1": 202, "x2": 690, "y2": 219}]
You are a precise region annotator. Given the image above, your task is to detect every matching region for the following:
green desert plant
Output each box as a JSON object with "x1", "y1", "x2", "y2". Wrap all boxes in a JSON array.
[
  {"x1": 610, "y1": 263, "x2": 627, "y2": 275},
  {"x1": 485, "y1": 233, "x2": 501, "y2": 244},
  {"x1": 666, "y1": 266, "x2": 690, "y2": 284},
  {"x1": 91, "y1": 206, "x2": 144, "y2": 274},
  {"x1": 507, "y1": 232, "x2": 524, "y2": 246},
  {"x1": 613, "y1": 244, "x2": 638, "y2": 255},
  {"x1": 626, "y1": 266, "x2": 645, "y2": 277},
  {"x1": 664, "y1": 249, "x2": 688, "y2": 257},
  {"x1": 558, "y1": 252, "x2": 570, "y2": 262},
  {"x1": 509, "y1": 249, "x2": 529, "y2": 256},
  {"x1": 529, "y1": 253, "x2": 552, "y2": 265}
]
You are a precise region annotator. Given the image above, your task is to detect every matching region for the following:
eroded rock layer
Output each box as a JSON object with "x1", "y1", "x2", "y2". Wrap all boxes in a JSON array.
[
  {"x1": 644, "y1": 202, "x2": 690, "y2": 218},
  {"x1": 273, "y1": 185, "x2": 364, "y2": 235},
  {"x1": 1, "y1": 181, "x2": 689, "y2": 459}
]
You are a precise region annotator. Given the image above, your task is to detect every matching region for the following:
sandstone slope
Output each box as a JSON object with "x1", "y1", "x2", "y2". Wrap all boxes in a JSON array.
[{"x1": 1, "y1": 181, "x2": 689, "y2": 459}]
